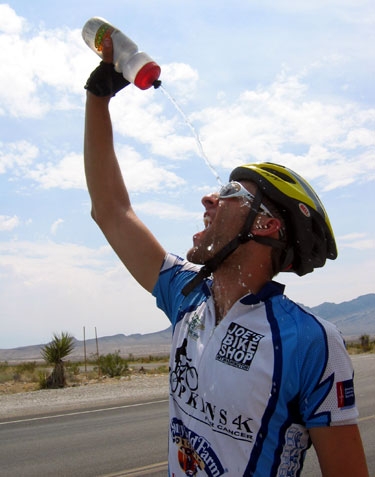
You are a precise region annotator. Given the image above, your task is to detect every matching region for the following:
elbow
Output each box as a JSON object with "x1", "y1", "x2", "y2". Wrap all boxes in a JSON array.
[
  {"x1": 90, "y1": 205, "x2": 103, "y2": 228},
  {"x1": 90, "y1": 206, "x2": 98, "y2": 223},
  {"x1": 90, "y1": 207, "x2": 109, "y2": 236},
  {"x1": 90, "y1": 203, "x2": 117, "y2": 233}
]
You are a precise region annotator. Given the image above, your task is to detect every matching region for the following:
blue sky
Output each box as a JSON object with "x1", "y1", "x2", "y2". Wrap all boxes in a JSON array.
[{"x1": 0, "y1": 1, "x2": 374, "y2": 349}]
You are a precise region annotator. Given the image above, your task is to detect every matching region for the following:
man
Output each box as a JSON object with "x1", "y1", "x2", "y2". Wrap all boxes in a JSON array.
[{"x1": 84, "y1": 38, "x2": 369, "y2": 476}]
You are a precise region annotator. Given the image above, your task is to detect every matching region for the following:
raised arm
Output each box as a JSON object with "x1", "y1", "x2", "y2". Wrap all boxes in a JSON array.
[{"x1": 83, "y1": 42, "x2": 166, "y2": 293}]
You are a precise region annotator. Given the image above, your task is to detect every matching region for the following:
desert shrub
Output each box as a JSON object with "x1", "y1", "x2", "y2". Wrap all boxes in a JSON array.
[
  {"x1": 0, "y1": 362, "x2": 9, "y2": 374},
  {"x1": 152, "y1": 364, "x2": 169, "y2": 374},
  {"x1": 346, "y1": 335, "x2": 374, "y2": 354},
  {"x1": 98, "y1": 351, "x2": 129, "y2": 378},
  {"x1": 0, "y1": 363, "x2": 12, "y2": 384},
  {"x1": 15, "y1": 362, "x2": 37, "y2": 374},
  {"x1": 360, "y1": 334, "x2": 372, "y2": 352},
  {"x1": 38, "y1": 371, "x2": 48, "y2": 389},
  {"x1": 66, "y1": 362, "x2": 80, "y2": 376}
]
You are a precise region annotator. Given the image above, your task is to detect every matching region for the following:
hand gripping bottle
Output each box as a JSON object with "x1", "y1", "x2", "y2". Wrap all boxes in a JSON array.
[{"x1": 82, "y1": 17, "x2": 161, "y2": 90}]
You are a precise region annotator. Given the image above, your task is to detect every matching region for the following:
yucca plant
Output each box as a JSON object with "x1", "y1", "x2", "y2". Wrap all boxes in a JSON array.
[{"x1": 41, "y1": 332, "x2": 75, "y2": 389}]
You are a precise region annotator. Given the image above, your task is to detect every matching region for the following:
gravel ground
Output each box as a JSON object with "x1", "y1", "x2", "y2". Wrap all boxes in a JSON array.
[{"x1": 0, "y1": 374, "x2": 169, "y2": 419}]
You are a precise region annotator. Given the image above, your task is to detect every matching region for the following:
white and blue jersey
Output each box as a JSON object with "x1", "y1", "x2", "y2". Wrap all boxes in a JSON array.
[{"x1": 153, "y1": 253, "x2": 358, "y2": 477}]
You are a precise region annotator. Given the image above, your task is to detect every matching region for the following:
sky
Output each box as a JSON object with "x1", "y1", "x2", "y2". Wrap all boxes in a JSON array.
[{"x1": 0, "y1": 0, "x2": 374, "y2": 349}]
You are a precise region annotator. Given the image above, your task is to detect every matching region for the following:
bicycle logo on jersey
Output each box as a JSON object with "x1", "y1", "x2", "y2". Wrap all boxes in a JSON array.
[{"x1": 170, "y1": 338, "x2": 198, "y2": 394}]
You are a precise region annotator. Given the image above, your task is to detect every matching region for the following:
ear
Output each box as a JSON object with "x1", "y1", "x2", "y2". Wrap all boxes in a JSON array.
[{"x1": 252, "y1": 217, "x2": 282, "y2": 237}]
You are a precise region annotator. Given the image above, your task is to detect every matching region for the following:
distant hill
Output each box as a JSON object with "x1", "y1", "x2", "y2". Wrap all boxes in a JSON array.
[
  {"x1": 0, "y1": 328, "x2": 173, "y2": 363},
  {"x1": 0, "y1": 294, "x2": 374, "y2": 363},
  {"x1": 304, "y1": 293, "x2": 375, "y2": 339}
]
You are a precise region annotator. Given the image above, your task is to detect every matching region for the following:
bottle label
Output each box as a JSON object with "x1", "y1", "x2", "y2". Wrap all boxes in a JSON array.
[{"x1": 95, "y1": 23, "x2": 115, "y2": 51}]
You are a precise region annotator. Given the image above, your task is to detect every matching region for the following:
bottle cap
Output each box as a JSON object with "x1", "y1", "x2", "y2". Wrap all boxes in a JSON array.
[{"x1": 134, "y1": 62, "x2": 161, "y2": 90}]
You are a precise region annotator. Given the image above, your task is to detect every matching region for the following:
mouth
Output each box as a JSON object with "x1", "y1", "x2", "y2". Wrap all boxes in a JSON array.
[
  {"x1": 192, "y1": 214, "x2": 212, "y2": 246},
  {"x1": 203, "y1": 213, "x2": 212, "y2": 229}
]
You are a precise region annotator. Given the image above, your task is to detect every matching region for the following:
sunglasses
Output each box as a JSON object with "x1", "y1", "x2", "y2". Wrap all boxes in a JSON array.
[{"x1": 219, "y1": 181, "x2": 273, "y2": 217}]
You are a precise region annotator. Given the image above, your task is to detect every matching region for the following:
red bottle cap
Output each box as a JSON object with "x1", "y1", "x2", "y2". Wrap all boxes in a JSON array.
[{"x1": 134, "y1": 62, "x2": 161, "y2": 90}]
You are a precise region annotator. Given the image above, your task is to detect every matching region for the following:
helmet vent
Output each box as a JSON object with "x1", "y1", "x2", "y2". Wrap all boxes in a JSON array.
[{"x1": 263, "y1": 166, "x2": 296, "y2": 184}]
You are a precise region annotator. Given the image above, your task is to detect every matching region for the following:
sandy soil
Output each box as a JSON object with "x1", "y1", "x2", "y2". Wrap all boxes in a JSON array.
[{"x1": 0, "y1": 374, "x2": 169, "y2": 419}]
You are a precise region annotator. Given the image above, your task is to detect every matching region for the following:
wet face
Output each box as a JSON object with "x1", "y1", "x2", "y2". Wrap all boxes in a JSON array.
[{"x1": 186, "y1": 181, "x2": 257, "y2": 265}]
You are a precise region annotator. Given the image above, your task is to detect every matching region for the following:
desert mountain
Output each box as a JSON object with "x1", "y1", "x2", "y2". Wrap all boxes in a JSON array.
[{"x1": 1, "y1": 293, "x2": 374, "y2": 363}]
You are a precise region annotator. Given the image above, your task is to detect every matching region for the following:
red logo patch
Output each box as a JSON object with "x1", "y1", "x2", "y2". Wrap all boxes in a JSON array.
[
  {"x1": 336, "y1": 379, "x2": 355, "y2": 408},
  {"x1": 298, "y1": 203, "x2": 311, "y2": 218}
]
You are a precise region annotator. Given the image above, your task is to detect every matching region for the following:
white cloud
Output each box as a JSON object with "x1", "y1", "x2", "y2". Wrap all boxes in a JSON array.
[
  {"x1": 0, "y1": 6, "x2": 97, "y2": 118},
  {"x1": 5, "y1": 62, "x2": 373, "y2": 197},
  {"x1": 0, "y1": 134, "x2": 186, "y2": 195},
  {"x1": 338, "y1": 233, "x2": 375, "y2": 250},
  {"x1": 0, "y1": 215, "x2": 20, "y2": 231},
  {"x1": 340, "y1": 128, "x2": 375, "y2": 149},
  {"x1": 280, "y1": 252, "x2": 375, "y2": 308},
  {"x1": 0, "y1": 240, "x2": 169, "y2": 347},
  {"x1": 27, "y1": 152, "x2": 85, "y2": 190},
  {"x1": 339, "y1": 233, "x2": 366, "y2": 240},
  {"x1": 134, "y1": 201, "x2": 201, "y2": 221},
  {"x1": 0, "y1": 4, "x2": 27, "y2": 34},
  {"x1": 116, "y1": 144, "x2": 186, "y2": 192},
  {"x1": 0, "y1": 141, "x2": 39, "y2": 174},
  {"x1": 27, "y1": 28, "x2": 96, "y2": 95},
  {"x1": 191, "y1": 69, "x2": 375, "y2": 191},
  {"x1": 160, "y1": 62, "x2": 199, "y2": 103},
  {"x1": 0, "y1": 32, "x2": 50, "y2": 118},
  {"x1": 0, "y1": 5, "x2": 200, "y2": 124},
  {"x1": 51, "y1": 219, "x2": 64, "y2": 235},
  {"x1": 3, "y1": 5, "x2": 371, "y2": 198},
  {"x1": 0, "y1": 143, "x2": 88, "y2": 191},
  {"x1": 110, "y1": 87, "x2": 198, "y2": 161}
]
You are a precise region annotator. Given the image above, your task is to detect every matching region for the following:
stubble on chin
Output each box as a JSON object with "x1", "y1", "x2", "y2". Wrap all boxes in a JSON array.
[
  {"x1": 186, "y1": 245, "x2": 200, "y2": 264},
  {"x1": 186, "y1": 243, "x2": 208, "y2": 265}
]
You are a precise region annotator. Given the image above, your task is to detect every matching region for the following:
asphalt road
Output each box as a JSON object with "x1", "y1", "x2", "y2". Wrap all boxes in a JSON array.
[
  {"x1": 0, "y1": 354, "x2": 373, "y2": 476},
  {"x1": 0, "y1": 399, "x2": 170, "y2": 477}
]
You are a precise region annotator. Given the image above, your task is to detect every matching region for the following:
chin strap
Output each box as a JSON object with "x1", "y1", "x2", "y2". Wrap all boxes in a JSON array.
[{"x1": 182, "y1": 190, "x2": 285, "y2": 296}]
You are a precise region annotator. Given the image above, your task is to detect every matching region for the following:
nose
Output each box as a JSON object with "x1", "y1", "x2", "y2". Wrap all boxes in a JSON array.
[{"x1": 201, "y1": 192, "x2": 219, "y2": 210}]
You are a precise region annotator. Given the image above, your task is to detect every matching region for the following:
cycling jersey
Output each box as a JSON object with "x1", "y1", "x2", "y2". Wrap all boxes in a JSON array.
[{"x1": 153, "y1": 253, "x2": 358, "y2": 477}]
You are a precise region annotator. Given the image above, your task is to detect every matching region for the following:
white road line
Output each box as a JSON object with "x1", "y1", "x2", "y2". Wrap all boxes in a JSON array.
[
  {"x1": 100, "y1": 461, "x2": 168, "y2": 476},
  {"x1": 0, "y1": 399, "x2": 168, "y2": 425}
]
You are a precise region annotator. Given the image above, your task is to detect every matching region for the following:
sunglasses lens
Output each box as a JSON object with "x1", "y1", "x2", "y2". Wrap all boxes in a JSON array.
[
  {"x1": 218, "y1": 182, "x2": 273, "y2": 217},
  {"x1": 220, "y1": 182, "x2": 241, "y2": 198}
]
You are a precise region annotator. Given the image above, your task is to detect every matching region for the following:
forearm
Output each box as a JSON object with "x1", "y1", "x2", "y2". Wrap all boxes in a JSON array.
[{"x1": 84, "y1": 91, "x2": 130, "y2": 224}]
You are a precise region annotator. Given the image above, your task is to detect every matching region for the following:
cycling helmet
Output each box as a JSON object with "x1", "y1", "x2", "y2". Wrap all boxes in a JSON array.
[{"x1": 229, "y1": 162, "x2": 337, "y2": 276}]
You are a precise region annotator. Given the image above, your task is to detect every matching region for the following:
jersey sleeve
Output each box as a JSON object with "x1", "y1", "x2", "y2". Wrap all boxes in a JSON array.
[
  {"x1": 152, "y1": 253, "x2": 209, "y2": 328},
  {"x1": 299, "y1": 316, "x2": 358, "y2": 428}
]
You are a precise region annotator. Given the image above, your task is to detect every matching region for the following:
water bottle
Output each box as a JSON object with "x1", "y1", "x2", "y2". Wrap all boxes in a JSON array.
[{"x1": 82, "y1": 17, "x2": 161, "y2": 90}]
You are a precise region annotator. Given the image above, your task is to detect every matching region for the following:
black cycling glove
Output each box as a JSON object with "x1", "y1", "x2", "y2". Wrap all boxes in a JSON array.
[{"x1": 84, "y1": 61, "x2": 130, "y2": 97}]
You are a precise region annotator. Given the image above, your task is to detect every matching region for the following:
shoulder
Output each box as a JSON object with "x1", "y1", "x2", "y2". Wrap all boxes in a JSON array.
[
  {"x1": 270, "y1": 293, "x2": 339, "y2": 334},
  {"x1": 159, "y1": 252, "x2": 200, "y2": 274},
  {"x1": 153, "y1": 253, "x2": 211, "y2": 324},
  {"x1": 268, "y1": 294, "x2": 349, "y2": 361},
  {"x1": 156, "y1": 253, "x2": 205, "y2": 291}
]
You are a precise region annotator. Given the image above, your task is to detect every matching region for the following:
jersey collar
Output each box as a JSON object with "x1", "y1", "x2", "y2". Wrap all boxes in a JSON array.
[{"x1": 239, "y1": 280, "x2": 285, "y2": 306}]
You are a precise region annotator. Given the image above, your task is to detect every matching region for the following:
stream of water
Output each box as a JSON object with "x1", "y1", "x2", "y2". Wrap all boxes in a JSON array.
[{"x1": 160, "y1": 85, "x2": 223, "y2": 186}]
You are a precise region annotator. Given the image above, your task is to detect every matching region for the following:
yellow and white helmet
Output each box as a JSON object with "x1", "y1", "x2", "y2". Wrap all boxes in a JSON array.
[{"x1": 229, "y1": 162, "x2": 338, "y2": 276}]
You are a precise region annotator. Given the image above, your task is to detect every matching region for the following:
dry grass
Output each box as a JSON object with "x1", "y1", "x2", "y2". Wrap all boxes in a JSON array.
[{"x1": 0, "y1": 359, "x2": 169, "y2": 395}]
